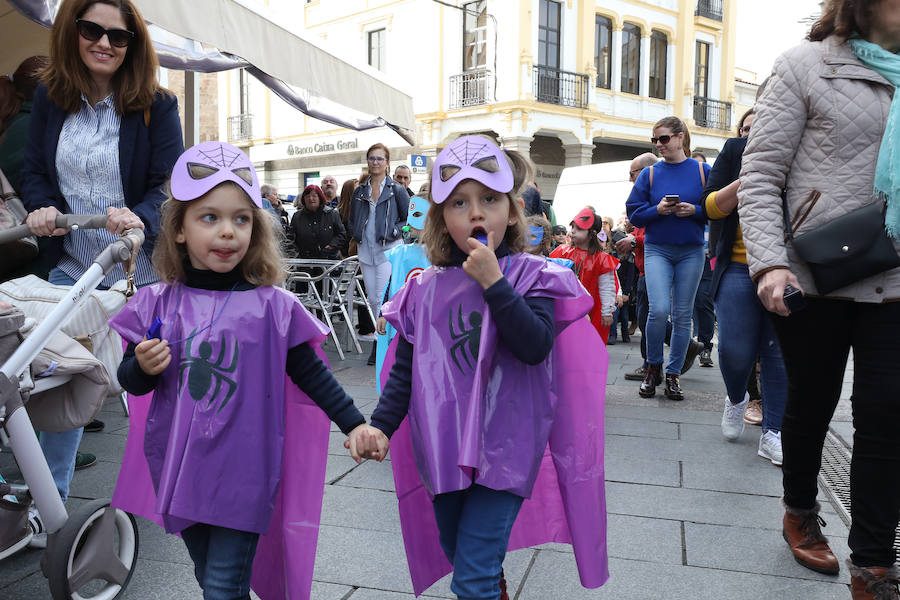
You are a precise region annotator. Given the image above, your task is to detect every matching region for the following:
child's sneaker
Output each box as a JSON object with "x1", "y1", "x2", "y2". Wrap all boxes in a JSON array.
[
  {"x1": 758, "y1": 430, "x2": 783, "y2": 466},
  {"x1": 27, "y1": 505, "x2": 46, "y2": 549}
]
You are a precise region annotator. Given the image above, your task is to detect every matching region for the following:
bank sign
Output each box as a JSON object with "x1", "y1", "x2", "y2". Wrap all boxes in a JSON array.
[{"x1": 286, "y1": 137, "x2": 359, "y2": 157}]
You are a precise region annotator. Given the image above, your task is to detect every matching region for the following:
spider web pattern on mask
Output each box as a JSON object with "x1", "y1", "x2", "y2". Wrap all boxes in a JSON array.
[
  {"x1": 447, "y1": 138, "x2": 492, "y2": 166},
  {"x1": 196, "y1": 144, "x2": 243, "y2": 169}
]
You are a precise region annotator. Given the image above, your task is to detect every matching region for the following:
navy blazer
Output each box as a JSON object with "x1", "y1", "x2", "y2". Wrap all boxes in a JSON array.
[
  {"x1": 701, "y1": 136, "x2": 748, "y2": 299},
  {"x1": 21, "y1": 84, "x2": 184, "y2": 269}
]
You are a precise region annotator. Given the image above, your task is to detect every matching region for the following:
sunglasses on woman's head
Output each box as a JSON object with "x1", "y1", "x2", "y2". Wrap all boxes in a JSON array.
[
  {"x1": 650, "y1": 134, "x2": 675, "y2": 145},
  {"x1": 76, "y1": 19, "x2": 134, "y2": 48}
]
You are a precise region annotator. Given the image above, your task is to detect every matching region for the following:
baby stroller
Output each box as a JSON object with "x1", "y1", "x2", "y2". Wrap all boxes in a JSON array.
[{"x1": 0, "y1": 210, "x2": 141, "y2": 600}]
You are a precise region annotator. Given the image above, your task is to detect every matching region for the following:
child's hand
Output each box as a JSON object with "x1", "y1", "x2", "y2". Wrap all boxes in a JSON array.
[
  {"x1": 616, "y1": 295, "x2": 624, "y2": 308},
  {"x1": 601, "y1": 315, "x2": 614, "y2": 328},
  {"x1": 376, "y1": 317, "x2": 388, "y2": 335},
  {"x1": 135, "y1": 337, "x2": 171, "y2": 375},
  {"x1": 463, "y1": 230, "x2": 503, "y2": 290},
  {"x1": 345, "y1": 424, "x2": 390, "y2": 463}
]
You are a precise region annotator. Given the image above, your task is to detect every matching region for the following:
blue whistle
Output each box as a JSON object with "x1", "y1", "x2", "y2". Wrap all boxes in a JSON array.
[
  {"x1": 146, "y1": 317, "x2": 163, "y2": 340},
  {"x1": 476, "y1": 233, "x2": 487, "y2": 246}
]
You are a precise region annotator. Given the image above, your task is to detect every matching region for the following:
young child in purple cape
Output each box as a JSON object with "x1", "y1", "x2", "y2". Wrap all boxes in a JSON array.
[
  {"x1": 107, "y1": 141, "x2": 384, "y2": 600},
  {"x1": 356, "y1": 135, "x2": 610, "y2": 598}
]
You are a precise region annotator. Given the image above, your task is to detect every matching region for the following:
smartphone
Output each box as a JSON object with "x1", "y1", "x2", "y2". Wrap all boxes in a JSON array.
[
  {"x1": 663, "y1": 194, "x2": 679, "y2": 205},
  {"x1": 783, "y1": 285, "x2": 806, "y2": 314}
]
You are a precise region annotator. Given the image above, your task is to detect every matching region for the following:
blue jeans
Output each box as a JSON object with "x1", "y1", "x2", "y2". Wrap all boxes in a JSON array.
[
  {"x1": 715, "y1": 263, "x2": 787, "y2": 432},
  {"x1": 692, "y1": 255, "x2": 715, "y2": 349},
  {"x1": 644, "y1": 243, "x2": 704, "y2": 374},
  {"x1": 181, "y1": 523, "x2": 260, "y2": 600},
  {"x1": 433, "y1": 485, "x2": 524, "y2": 600},
  {"x1": 40, "y1": 267, "x2": 84, "y2": 501}
]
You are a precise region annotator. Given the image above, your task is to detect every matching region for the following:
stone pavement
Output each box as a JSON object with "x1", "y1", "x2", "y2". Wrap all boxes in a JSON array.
[{"x1": 1, "y1": 331, "x2": 856, "y2": 599}]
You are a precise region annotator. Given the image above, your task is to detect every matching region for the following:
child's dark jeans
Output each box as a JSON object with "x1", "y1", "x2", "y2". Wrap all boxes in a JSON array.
[
  {"x1": 433, "y1": 484, "x2": 524, "y2": 600},
  {"x1": 181, "y1": 523, "x2": 260, "y2": 600}
]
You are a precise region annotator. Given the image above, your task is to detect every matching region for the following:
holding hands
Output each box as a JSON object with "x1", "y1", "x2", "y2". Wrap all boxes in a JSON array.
[
  {"x1": 345, "y1": 424, "x2": 390, "y2": 463},
  {"x1": 463, "y1": 230, "x2": 503, "y2": 290},
  {"x1": 135, "y1": 337, "x2": 171, "y2": 375}
]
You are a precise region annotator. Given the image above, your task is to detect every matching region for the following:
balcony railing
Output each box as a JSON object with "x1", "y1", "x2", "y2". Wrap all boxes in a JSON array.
[
  {"x1": 693, "y1": 97, "x2": 732, "y2": 130},
  {"x1": 228, "y1": 114, "x2": 253, "y2": 142},
  {"x1": 695, "y1": 0, "x2": 723, "y2": 21},
  {"x1": 449, "y1": 69, "x2": 493, "y2": 109},
  {"x1": 533, "y1": 66, "x2": 589, "y2": 109}
]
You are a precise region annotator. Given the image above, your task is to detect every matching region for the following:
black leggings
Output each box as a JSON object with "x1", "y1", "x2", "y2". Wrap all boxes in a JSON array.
[{"x1": 771, "y1": 297, "x2": 900, "y2": 567}]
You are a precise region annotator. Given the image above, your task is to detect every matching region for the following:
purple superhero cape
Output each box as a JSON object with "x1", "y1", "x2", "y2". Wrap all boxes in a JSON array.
[
  {"x1": 379, "y1": 253, "x2": 610, "y2": 594},
  {"x1": 109, "y1": 284, "x2": 331, "y2": 600}
]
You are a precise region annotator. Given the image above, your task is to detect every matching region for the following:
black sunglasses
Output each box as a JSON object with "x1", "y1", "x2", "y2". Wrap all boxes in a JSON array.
[
  {"x1": 76, "y1": 19, "x2": 134, "y2": 48},
  {"x1": 650, "y1": 134, "x2": 677, "y2": 145}
]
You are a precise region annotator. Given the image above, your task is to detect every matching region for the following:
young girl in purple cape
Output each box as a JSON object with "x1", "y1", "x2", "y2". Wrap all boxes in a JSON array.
[
  {"x1": 357, "y1": 135, "x2": 610, "y2": 599},
  {"x1": 107, "y1": 141, "x2": 383, "y2": 600}
]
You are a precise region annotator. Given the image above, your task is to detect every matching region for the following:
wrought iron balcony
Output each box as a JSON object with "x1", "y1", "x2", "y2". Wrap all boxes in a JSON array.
[
  {"x1": 449, "y1": 69, "x2": 493, "y2": 109},
  {"x1": 533, "y1": 66, "x2": 589, "y2": 109},
  {"x1": 695, "y1": 0, "x2": 724, "y2": 21},
  {"x1": 693, "y1": 97, "x2": 732, "y2": 130},
  {"x1": 228, "y1": 114, "x2": 253, "y2": 142}
]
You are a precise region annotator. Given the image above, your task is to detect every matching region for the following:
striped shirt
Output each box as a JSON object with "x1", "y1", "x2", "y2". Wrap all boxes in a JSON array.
[{"x1": 55, "y1": 94, "x2": 156, "y2": 288}]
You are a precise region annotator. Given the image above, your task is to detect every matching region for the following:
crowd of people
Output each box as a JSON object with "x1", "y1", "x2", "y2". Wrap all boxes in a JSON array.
[{"x1": 2, "y1": 0, "x2": 900, "y2": 599}]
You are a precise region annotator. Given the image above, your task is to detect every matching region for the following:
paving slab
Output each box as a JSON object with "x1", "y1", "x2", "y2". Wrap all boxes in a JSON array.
[
  {"x1": 604, "y1": 453, "x2": 680, "y2": 487},
  {"x1": 604, "y1": 416, "x2": 679, "y2": 439}
]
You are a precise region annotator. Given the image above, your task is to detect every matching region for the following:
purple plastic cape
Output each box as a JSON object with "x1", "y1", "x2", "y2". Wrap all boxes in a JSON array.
[
  {"x1": 380, "y1": 253, "x2": 610, "y2": 594},
  {"x1": 108, "y1": 284, "x2": 331, "y2": 600}
]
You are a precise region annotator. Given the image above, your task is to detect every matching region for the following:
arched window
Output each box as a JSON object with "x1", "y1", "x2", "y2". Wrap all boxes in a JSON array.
[
  {"x1": 621, "y1": 23, "x2": 641, "y2": 95},
  {"x1": 595, "y1": 15, "x2": 612, "y2": 89},
  {"x1": 649, "y1": 30, "x2": 668, "y2": 99}
]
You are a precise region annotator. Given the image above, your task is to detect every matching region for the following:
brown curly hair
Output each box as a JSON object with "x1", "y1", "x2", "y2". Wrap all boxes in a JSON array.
[
  {"x1": 152, "y1": 182, "x2": 286, "y2": 286},
  {"x1": 809, "y1": 0, "x2": 880, "y2": 41}
]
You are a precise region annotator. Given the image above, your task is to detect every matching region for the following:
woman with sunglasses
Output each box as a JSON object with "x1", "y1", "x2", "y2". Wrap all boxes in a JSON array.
[
  {"x1": 20, "y1": 0, "x2": 183, "y2": 506},
  {"x1": 348, "y1": 143, "x2": 410, "y2": 364},
  {"x1": 626, "y1": 116, "x2": 711, "y2": 401}
]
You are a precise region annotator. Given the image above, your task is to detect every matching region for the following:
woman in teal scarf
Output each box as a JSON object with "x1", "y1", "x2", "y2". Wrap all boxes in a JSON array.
[{"x1": 738, "y1": 2, "x2": 900, "y2": 598}]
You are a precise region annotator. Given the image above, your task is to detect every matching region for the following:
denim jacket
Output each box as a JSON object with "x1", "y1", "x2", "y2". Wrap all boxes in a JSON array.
[{"x1": 348, "y1": 175, "x2": 410, "y2": 245}]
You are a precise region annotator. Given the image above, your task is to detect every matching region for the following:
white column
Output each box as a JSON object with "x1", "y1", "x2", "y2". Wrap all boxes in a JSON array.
[
  {"x1": 639, "y1": 35, "x2": 651, "y2": 98},
  {"x1": 563, "y1": 143, "x2": 594, "y2": 167},
  {"x1": 611, "y1": 28, "x2": 622, "y2": 93},
  {"x1": 500, "y1": 136, "x2": 534, "y2": 162}
]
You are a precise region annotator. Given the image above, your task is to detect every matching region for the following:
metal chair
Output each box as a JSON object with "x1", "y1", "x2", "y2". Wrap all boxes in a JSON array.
[{"x1": 285, "y1": 257, "x2": 364, "y2": 360}]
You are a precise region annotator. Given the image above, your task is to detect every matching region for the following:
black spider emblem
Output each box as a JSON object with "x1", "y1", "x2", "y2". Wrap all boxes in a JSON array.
[
  {"x1": 178, "y1": 331, "x2": 239, "y2": 413},
  {"x1": 449, "y1": 305, "x2": 482, "y2": 374}
]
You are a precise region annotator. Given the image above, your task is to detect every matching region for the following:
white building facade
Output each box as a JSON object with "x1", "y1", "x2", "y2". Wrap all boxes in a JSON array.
[{"x1": 221, "y1": 0, "x2": 737, "y2": 200}]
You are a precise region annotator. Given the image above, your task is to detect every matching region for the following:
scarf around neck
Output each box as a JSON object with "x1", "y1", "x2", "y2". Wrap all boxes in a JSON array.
[{"x1": 850, "y1": 38, "x2": 900, "y2": 238}]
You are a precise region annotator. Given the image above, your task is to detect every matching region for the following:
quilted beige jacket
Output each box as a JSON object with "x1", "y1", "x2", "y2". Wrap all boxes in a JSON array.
[{"x1": 738, "y1": 35, "x2": 900, "y2": 302}]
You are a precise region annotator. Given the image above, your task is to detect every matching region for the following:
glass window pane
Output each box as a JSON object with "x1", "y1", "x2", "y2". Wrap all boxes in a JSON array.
[{"x1": 621, "y1": 24, "x2": 641, "y2": 95}]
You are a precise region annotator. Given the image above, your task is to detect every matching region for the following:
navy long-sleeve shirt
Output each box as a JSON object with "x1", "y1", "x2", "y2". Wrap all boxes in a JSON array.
[
  {"x1": 369, "y1": 245, "x2": 555, "y2": 438},
  {"x1": 117, "y1": 264, "x2": 365, "y2": 435}
]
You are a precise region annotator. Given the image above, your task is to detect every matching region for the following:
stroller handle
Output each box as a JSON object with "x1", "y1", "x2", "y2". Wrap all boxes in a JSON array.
[{"x1": 0, "y1": 214, "x2": 109, "y2": 245}]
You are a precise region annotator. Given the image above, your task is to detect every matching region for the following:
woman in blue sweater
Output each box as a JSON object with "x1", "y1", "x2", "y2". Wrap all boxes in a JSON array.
[{"x1": 626, "y1": 116, "x2": 711, "y2": 400}]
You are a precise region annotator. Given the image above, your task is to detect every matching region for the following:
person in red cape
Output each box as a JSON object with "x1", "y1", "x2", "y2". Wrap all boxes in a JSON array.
[{"x1": 550, "y1": 207, "x2": 619, "y2": 342}]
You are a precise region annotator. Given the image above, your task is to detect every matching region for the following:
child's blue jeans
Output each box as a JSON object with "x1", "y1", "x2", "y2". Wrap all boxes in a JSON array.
[
  {"x1": 432, "y1": 484, "x2": 524, "y2": 600},
  {"x1": 181, "y1": 523, "x2": 260, "y2": 600}
]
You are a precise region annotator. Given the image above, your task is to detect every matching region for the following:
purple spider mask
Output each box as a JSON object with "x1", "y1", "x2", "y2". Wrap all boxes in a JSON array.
[
  {"x1": 170, "y1": 141, "x2": 262, "y2": 207},
  {"x1": 431, "y1": 136, "x2": 514, "y2": 204}
]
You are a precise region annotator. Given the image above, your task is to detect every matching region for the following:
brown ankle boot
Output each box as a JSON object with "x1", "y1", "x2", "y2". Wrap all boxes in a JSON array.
[
  {"x1": 639, "y1": 363, "x2": 662, "y2": 398},
  {"x1": 782, "y1": 502, "x2": 839, "y2": 575},
  {"x1": 499, "y1": 569, "x2": 509, "y2": 600},
  {"x1": 849, "y1": 561, "x2": 900, "y2": 600}
]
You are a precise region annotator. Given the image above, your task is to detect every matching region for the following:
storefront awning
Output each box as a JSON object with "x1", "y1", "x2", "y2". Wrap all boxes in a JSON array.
[{"x1": 2, "y1": 0, "x2": 416, "y2": 144}]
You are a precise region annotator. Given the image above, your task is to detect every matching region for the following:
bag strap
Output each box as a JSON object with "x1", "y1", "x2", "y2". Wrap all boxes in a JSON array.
[
  {"x1": 649, "y1": 164, "x2": 653, "y2": 190},
  {"x1": 783, "y1": 190, "x2": 822, "y2": 242}
]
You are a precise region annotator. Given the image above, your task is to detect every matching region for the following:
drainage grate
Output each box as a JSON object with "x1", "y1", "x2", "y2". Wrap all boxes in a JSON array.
[{"x1": 818, "y1": 432, "x2": 900, "y2": 553}]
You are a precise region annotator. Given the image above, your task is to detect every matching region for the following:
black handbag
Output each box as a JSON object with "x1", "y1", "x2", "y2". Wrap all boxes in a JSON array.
[{"x1": 784, "y1": 190, "x2": 900, "y2": 295}]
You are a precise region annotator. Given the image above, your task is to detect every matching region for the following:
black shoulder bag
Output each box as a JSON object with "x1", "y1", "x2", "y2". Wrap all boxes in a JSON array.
[{"x1": 784, "y1": 190, "x2": 900, "y2": 294}]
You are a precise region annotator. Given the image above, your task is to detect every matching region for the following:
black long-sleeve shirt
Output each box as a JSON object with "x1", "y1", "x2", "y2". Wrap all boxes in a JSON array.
[
  {"x1": 117, "y1": 263, "x2": 365, "y2": 435},
  {"x1": 369, "y1": 245, "x2": 555, "y2": 438}
]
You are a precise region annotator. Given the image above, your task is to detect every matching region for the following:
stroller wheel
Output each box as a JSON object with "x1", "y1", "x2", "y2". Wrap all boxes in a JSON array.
[{"x1": 44, "y1": 499, "x2": 139, "y2": 600}]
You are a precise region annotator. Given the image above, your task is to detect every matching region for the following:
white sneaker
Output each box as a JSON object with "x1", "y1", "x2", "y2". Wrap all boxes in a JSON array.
[
  {"x1": 27, "y1": 506, "x2": 46, "y2": 549},
  {"x1": 758, "y1": 430, "x2": 783, "y2": 466},
  {"x1": 721, "y1": 395, "x2": 748, "y2": 441}
]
